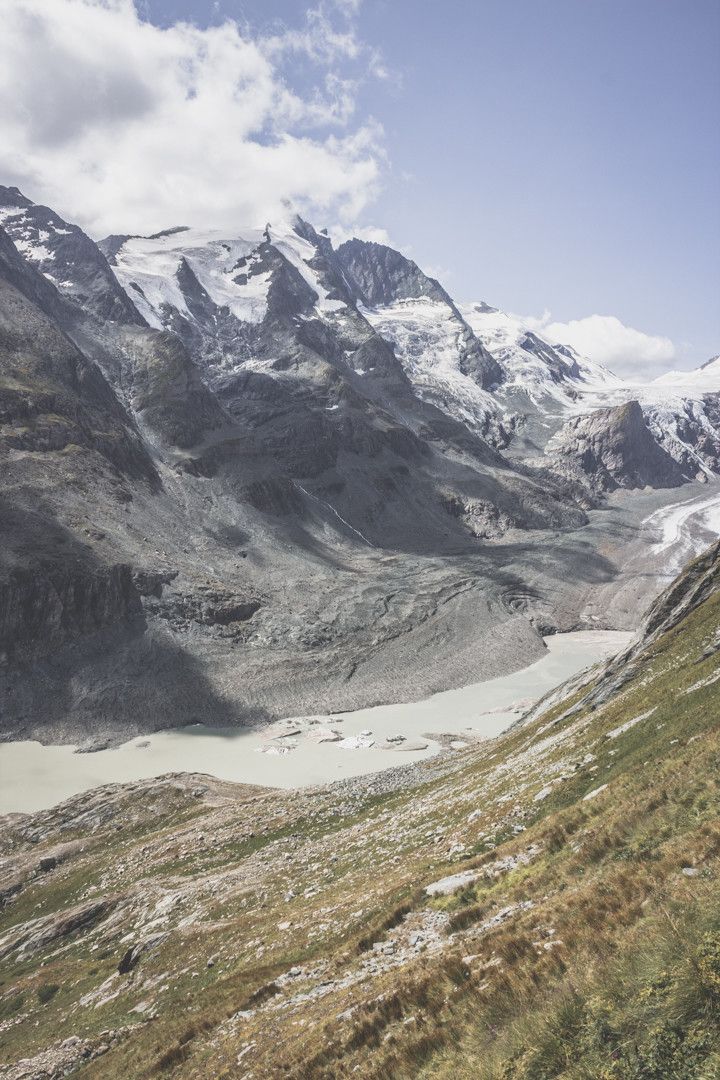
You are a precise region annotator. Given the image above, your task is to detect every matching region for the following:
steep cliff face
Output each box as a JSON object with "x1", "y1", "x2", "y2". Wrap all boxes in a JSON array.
[
  {"x1": 336, "y1": 238, "x2": 503, "y2": 392},
  {"x1": 545, "y1": 399, "x2": 688, "y2": 491},
  {"x1": 0, "y1": 534, "x2": 142, "y2": 665},
  {"x1": 0, "y1": 227, "x2": 155, "y2": 479},
  {"x1": 108, "y1": 326, "x2": 229, "y2": 450},
  {"x1": 335, "y1": 237, "x2": 453, "y2": 308},
  {"x1": 0, "y1": 186, "x2": 144, "y2": 326},
  {"x1": 0, "y1": 236, "x2": 156, "y2": 691}
]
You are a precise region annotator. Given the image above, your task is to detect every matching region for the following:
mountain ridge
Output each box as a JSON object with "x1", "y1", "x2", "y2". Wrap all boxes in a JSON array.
[{"x1": 0, "y1": 183, "x2": 718, "y2": 747}]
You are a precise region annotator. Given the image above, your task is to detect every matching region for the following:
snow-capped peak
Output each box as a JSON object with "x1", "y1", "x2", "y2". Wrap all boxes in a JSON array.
[
  {"x1": 653, "y1": 355, "x2": 720, "y2": 392},
  {"x1": 105, "y1": 219, "x2": 346, "y2": 331},
  {"x1": 460, "y1": 302, "x2": 622, "y2": 408}
]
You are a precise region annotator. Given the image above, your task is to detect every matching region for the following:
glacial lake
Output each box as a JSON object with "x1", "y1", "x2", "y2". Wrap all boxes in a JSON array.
[{"x1": 0, "y1": 630, "x2": 632, "y2": 814}]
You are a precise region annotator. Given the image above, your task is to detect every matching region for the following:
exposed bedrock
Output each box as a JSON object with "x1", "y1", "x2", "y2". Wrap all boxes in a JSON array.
[{"x1": 545, "y1": 400, "x2": 687, "y2": 492}]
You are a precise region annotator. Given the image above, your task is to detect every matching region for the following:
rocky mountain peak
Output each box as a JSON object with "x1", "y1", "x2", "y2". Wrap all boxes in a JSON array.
[
  {"x1": 335, "y1": 237, "x2": 451, "y2": 309},
  {"x1": 546, "y1": 398, "x2": 688, "y2": 491},
  {"x1": 0, "y1": 184, "x2": 33, "y2": 209},
  {"x1": 0, "y1": 186, "x2": 145, "y2": 326}
]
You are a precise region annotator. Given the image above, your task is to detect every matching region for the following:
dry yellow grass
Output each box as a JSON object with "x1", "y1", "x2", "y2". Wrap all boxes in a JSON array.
[{"x1": 0, "y1": 547, "x2": 718, "y2": 1078}]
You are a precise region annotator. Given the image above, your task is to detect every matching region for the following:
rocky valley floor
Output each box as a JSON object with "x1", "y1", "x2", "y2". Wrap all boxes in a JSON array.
[{"x1": 1, "y1": 543, "x2": 718, "y2": 1079}]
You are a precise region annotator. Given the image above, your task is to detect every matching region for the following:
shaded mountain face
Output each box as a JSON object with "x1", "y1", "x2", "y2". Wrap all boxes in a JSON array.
[
  {"x1": 335, "y1": 237, "x2": 453, "y2": 308},
  {"x1": 0, "y1": 186, "x2": 145, "y2": 326},
  {"x1": 0, "y1": 184, "x2": 717, "y2": 744},
  {"x1": 0, "y1": 193, "x2": 597, "y2": 745},
  {"x1": 0, "y1": 224, "x2": 163, "y2": 700},
  {"x1": 0, "y1": 226, "x2": 154, "y2": 480}
]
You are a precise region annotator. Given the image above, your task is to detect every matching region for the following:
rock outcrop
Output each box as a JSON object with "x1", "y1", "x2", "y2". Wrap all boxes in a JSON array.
[
  {"x1": 0, "y1": 185, "x2": 144, "y2": 325},
  {"x1": 545, "y1": 399, "x2": 687, "y2": 491}
]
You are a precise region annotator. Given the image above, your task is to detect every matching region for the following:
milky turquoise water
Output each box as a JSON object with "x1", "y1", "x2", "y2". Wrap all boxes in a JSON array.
[{"x1": 0, "y1": 631, "x2": 632, "y2": 813}]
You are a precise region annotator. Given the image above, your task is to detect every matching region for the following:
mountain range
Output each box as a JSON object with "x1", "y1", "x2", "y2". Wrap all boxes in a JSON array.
[{"x1": 0, "y1": 183, "x2": 718, "y2": 746}]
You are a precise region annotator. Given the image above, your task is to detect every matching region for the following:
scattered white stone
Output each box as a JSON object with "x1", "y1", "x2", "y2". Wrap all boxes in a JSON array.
[
  {"x1": 685, "y1": 669, "x2": 720, "y2": 695},
  {"x1": 236, "y1": 1042, "x2": 256, "y2": 1064},
  {"x1": 583, "y1": 783, "x2": 608, "y2": 801},
  {"x1": 377, "y1": 738, "x2": 428, "y2": 752},
  {"x1": 337, "y1": 736, "x2": 375, "y2": 750},
  {"x1": 605, "y1": 708, "x2": 656, "y2": 740},
  {"x1": 424, "y1": 869, "x2": 480, "y2": 897}
]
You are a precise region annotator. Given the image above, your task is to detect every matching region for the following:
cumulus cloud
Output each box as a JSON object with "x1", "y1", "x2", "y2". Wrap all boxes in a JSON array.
[
  {"x1": 524, "y1": 312, "x2": 677, "y2": 379},
  {"x1": 0, "y1": 0, "x2": 385, "y2": 237},
  {"x1": 330, "y1": 222, "x2": 392, "y2": 245}
]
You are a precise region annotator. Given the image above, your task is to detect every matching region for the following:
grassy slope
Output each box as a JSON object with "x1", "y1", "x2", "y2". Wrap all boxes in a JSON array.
[{"x1": 0, "y1": 547, "x2": 718, "y2": 1079}]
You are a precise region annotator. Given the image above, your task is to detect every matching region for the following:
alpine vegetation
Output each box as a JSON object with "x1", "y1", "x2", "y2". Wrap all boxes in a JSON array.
[{"x1": 0, "y1": 2, "x2": 718, "y2": 1077}]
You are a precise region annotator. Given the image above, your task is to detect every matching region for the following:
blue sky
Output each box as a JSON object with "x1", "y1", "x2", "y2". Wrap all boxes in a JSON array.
[
  {"x1": 2, "y1": 0, "x2": 718, "y2": 373},
  {"x1": 141, "y1": 0, "x2": 720, "y2": 370}
]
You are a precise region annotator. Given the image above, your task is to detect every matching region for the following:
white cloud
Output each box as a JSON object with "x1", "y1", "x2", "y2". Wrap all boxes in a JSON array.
[
  {"x1": 263, "y1": 3, "x2": 363, "y2": 65},
  {"x1": 0, "y1": 0, "x2": 386, "y2": 237},
  {"x1": 329, "y1": 223, "x2": 392, "y2": 245},
  {"x1": 524, "y1": 312, "x2": 677, "y2": 378},
  {"x1": 422, "y1": 264, "x2": 453, "y2": 284}
]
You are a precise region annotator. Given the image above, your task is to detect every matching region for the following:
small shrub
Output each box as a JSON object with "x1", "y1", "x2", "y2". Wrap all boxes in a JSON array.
[
  {"x1": 36, "y1": 983, "x2": 59, "y2": 1005},
  {"x1": 448, "y1": 901, "x2": 489, "y2": 933},
  {"x1": 697, "y1": 930, "x2": 720, "y2": 996},
  {"x1": 0, "y1": 992, "x2": 25, "y2": 1020}
]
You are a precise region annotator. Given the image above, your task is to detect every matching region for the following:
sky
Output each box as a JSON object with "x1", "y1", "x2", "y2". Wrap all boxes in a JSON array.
[{"x1": 1, "y1": 0, "x2": 718, "y2": 377}]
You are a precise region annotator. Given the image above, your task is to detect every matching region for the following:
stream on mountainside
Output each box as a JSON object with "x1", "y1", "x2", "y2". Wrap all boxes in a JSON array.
[{"x1": 0, "y1": 630, "x2": 632, "y2": 813}]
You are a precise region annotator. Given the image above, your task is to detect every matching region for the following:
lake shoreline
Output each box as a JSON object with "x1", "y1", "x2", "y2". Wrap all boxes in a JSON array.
[{"x1": 0, "y1": 630, "x2": 632, "y2": 815}]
